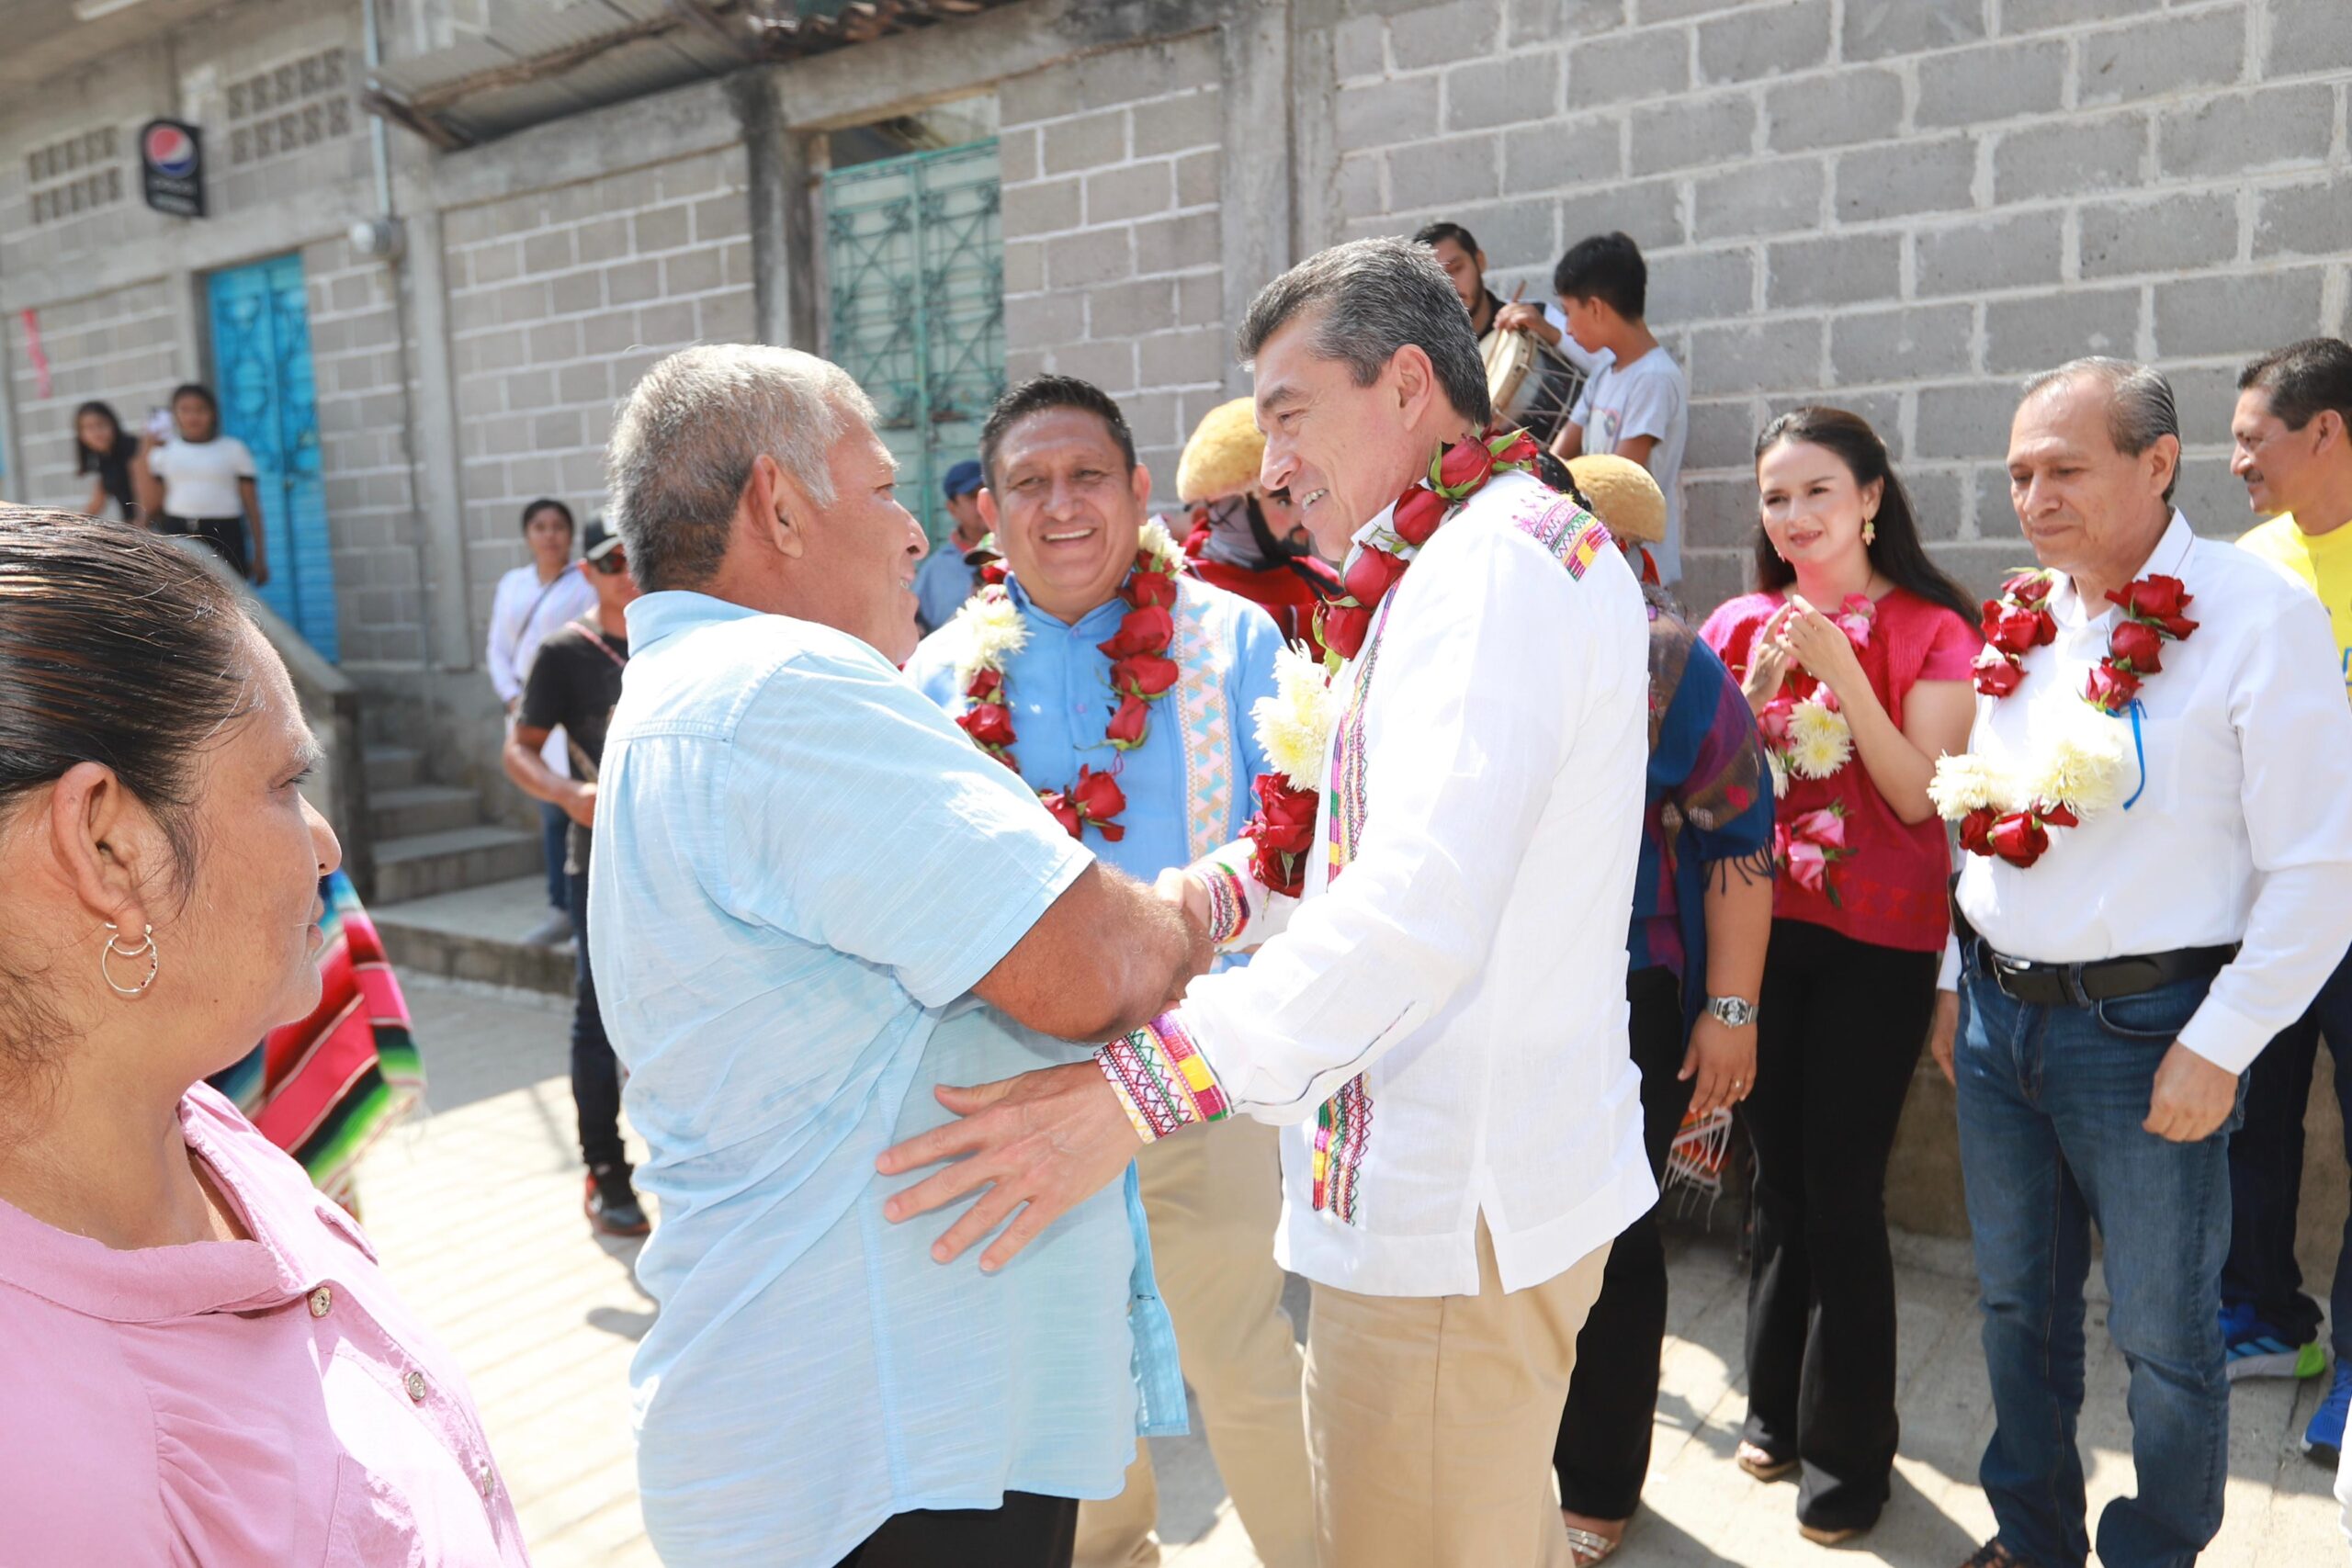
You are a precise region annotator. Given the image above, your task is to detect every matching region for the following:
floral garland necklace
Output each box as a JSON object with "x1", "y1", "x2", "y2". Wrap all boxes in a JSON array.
[
  {"x1": 1241, "y1": 426, "x2": 1543, "y2": 896},
  {"x1": 1754, "y1": 593, "x2": 1875, "y2": 903},
  {"x1": 949, "y1": 521, "x2": 1188, "y2": 841},
  {"x1": 1928, "y1": 570, "x2": 2199, "y2": 868}
]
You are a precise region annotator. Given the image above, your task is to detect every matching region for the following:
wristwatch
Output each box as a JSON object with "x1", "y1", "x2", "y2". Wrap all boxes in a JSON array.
[{"x1": 1705, "y1": 995, "x2": 1758, "y2": 1029}]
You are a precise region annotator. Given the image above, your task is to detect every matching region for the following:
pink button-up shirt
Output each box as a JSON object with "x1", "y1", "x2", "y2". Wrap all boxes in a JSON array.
[{"x1": 0, "y1": 1083, "x2": 530, "y2": 1565}]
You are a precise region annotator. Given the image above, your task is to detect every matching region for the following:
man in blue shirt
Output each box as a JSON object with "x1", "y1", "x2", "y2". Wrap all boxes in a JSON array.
[
  {"x1": 916, "y1": 457, "x2": 989, "y2": 634},
  {"x1": 589, "y1": 344, "x2": 1208, "y2": 1568},
  {"x1": 907, "y1": 377, "x2": 1313, "y2": 1568}
]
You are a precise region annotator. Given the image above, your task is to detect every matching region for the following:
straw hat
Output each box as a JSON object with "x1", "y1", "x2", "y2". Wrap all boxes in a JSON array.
[
  {"x1": 1566, "y1": 454, "x2": 1666, "y2": 544},
  {"x1": 1177, "y1": 398, "x2": 1265, "y2": 504}
]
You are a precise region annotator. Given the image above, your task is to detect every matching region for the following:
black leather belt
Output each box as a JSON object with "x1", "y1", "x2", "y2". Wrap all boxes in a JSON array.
[{"x1": 1952, "y1": 900, "x2": 2236, "y2": 1009}]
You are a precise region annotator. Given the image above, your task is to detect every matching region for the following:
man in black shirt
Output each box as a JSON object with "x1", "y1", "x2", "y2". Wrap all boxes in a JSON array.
[{"x1": 504, "y1": 519, "x2": 649, "y2": 1236}]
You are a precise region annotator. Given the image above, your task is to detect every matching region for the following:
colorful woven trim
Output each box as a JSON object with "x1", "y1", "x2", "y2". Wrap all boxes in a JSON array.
[
  {"x1": 1097, "y1": 1011, "x2": 1232, "y2": 1143},
  {"x1": 1515, "y1": 498, "x2": 1611, "y2": 581},
  {"x1": 1310, "y1": 1073, "x2": 1374, "y2": 1222},
  {"x1": 1324, "y1": 595, "x2": 1396, "y2": 882},
  {"x1": 1203, "y1": 861, "x2": 1250, "y2": 947},
  {"x1": 1171, "y1": 579, "x2": 1240, "y2": 867}
]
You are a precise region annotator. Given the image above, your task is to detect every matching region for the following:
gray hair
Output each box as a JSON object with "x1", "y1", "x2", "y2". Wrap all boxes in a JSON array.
[
  {"x1": 605, "y1": 344, "x2": 877, "y2": 592},
  {"x1": 1238, "y1": 237, "x2": 1494, "y2": 427},
  {"x1": 2021, "y1": 356, "x2": 2181, "y2": 502}
]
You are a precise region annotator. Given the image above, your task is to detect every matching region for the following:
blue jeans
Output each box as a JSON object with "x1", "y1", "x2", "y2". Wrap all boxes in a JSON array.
[
  {"x1": 2222, "y1": 940, "x2": 2352, "y2": 1359},
  {"x1": 1956, "y1": 956, "x2": 2243, "y2": 1568},
  {"x1": 538, "y1": 799, "x2": 570, "y2": 912}
]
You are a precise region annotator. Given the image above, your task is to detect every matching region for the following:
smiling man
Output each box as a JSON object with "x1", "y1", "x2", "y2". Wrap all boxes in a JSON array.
[
  {"x1": 906, "y1": 376, "x2": 1312, "y2": 1568},
  {"x1": 1945, "y1": 357, "x2": 2352, "y2": 1568},
  {"x1": 584, "y1": 345, "x2": 1212, "y2": 1568},
  {"x1": 879, "y1": 239, "x2": 1657, "y2": 1568}
]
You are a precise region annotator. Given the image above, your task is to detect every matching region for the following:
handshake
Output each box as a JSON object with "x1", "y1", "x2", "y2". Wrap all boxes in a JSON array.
[{"x1": 1153, "y1": 865, "x2": 1217, "y2": 1009}]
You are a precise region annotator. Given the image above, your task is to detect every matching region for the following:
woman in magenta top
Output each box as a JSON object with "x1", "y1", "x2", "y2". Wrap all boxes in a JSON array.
[
  {"x1": 1699, "y1": 408, "x2": 1979, "y2": 1546},
  {"x1": 0, "y1": 512, "x2": 529, "y2": 1567}
]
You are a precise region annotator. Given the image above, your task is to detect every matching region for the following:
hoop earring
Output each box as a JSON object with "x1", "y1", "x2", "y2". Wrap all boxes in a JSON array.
[{"x1": 101, "y1": 922, "x2": 159, "y2": 998}]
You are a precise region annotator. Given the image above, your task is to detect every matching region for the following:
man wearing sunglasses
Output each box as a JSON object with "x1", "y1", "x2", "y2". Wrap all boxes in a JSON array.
[{"x1": 504, "y1": 517, "x2": 650, "y2": 1236}]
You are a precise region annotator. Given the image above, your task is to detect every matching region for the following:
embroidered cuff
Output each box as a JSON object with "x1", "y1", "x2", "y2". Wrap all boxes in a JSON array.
[
  {"x1": 1096, "y1": 1011, "x2": 1232, "y2": 1143},
  {"x1": 1202, "y1": 862, "x2": 1250, "y2": 948}
]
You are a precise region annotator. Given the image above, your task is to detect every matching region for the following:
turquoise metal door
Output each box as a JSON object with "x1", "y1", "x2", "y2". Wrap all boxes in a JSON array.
[
  {"x1": 207, "y1": 254, "x2": 338, "y2": 660},
  {"x1": 824, "y1": 141, "x2": 1004, "y2": 547}
]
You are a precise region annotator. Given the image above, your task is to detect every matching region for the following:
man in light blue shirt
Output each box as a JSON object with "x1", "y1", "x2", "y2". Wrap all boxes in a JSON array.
[
  {"x1": 915, "y1": 457, "x2": 989, "y2": 634},
  {"x1": 589, "y1": 344, "x2": 1205, "y2": 1568},
  {"x1": 907, "y1": 376, "x2": 1314, "y2": 1568}
]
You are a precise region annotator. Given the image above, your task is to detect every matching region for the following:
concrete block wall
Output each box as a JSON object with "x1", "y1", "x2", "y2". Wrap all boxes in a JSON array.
[
  {"x1": 1317, "y1": 0, "x2": 2352, "y2": 612},
  {"x1": 2, "y1": 282, "x2": 187, "y2": 512},
  {"x1": 999, "y1": 30, "x2": 1231, "y2": 502},
  {"x1": 439, "y1": 145, "x2": 756, "y2": 656}
]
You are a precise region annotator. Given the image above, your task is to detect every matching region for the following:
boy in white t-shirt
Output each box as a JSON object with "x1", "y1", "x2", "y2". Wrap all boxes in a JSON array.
[{"x1": 1553, "y1": 233, "x2": 1690, "y2": 584}]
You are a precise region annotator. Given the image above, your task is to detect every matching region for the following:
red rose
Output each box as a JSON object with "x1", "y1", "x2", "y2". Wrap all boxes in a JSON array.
[
  {"x1": 1038, "y1": 791, "x2": 1082, "y2": 839},
  {"x1": 2109, "y1": 618, "x2": 2165, "y2": 674},
  {"x1": 1491, "y1": 430, "x2": 1541, "y2": 468},
  {"x1": 979, "y1": 559, "x2": 1008, "y2": 585},
  {"x1": 957, "y1": 702, "x2": 1015, "y2": 748},
  {"x1": 1437, "y1": 437, "x2": 1496, "y2": 492},
  {"x1": 1757, "y1": 698, "x2": 1793, "y2": 750},
  {"x1": 1318, "y1": 602, "x2": 1374, "y2": 660},
  {"x1": 1127, "y1": 570, "x2": 1180, "y2": 611},
  {"x1": 1069, "y1": 766, "x2": 1127, "y2": 840},
  {"x1": 2107, "y1": 575, "x2": 2192, "y2": 620},
  {"x1": 1973, "y1": 645, "x2": 2026, "y2": 697},
  {"x1": 1249, "y1": 773, "x2": 1320, "y2": 853},
  {"x1": 1391, "y1": 487, "x2": 1448, "y2": 547},
  {"x1": 1099, "y1": 603, "x2": 1175, "y2": 660},
  {"x1": 2084, "y1": 660, "x2": 2142, "y2": 714},
  {"x1": 1983, "y1": 601, "x2": 2050, "y2": 657},
  {"x1": 1341, "y1": 546, "x2": 1408, "y2": 607},
  {"x1": 1959, "y1": 806, "x2": 1999, "y2": 858},
  {"x1": 1113, "y1": 653, "x2": 1182, "y2": 697},
  {"x1": 966, "y1": 668, "x2": 1002, "y2": 701},
  {"x1": 1105, "y1": 694, "x2": 1150, "y2": 749},
  {"x1": 2037, "y1": 802, "x2": 2080, "y2": 829},
  {"x1": 2157, "y1": 612, "x2": 2200, "y2": 639},
  {"x1": 1250, "y1": 842, "x2": 1305, "y2": 899},
  {"x1": 2003, "y1": 571, "x2": 2055, "y2": 607},
  {"x1": 1986, "y1": 811, "x2": 2050, "y2": 868}
]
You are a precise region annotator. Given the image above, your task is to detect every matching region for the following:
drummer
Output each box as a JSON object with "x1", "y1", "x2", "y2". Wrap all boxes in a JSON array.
[{"x1": 1415, "y1": 220, "x2": 1604, "y2": 440}]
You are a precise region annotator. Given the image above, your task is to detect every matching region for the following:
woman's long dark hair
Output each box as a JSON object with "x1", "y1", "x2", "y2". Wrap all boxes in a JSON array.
[
  {"x1": 72, "y1": 400, "x2": 130, "y2": 474},
  {"x1": 1751, "y1": 406, "x2": 1974, "y2": 626}
]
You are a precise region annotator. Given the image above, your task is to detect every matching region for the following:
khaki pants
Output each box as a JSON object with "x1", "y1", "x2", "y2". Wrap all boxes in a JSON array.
[
  {"x1": 1305, "y1": 1225, "x2": 1610, "y2": 1568},
  {"x1": 1076, "y1": 1117, "x2": 1315, "y2": 1568}
]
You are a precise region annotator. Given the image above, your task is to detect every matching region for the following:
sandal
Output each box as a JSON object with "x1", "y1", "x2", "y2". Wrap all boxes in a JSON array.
[
  {"x1": 1736, "y1": 1439, "x2": 1795, "y2": 1481},
  {"x1": 1562, "y1": 1523, "x2": 1620, "y2": 1565}
]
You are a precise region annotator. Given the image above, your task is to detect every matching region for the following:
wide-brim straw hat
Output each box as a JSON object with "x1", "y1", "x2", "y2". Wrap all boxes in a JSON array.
[
  {"x1": 1177, "y1": 398, "x2": 1264, "y2": 505},
  {"x1": 1567, "y1": 453, "x2": 1667, "y2": 544}
]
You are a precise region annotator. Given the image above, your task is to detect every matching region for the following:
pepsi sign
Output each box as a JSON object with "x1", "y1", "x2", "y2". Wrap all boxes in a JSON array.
[{"x1": 139, "y1": 118, "x2": 206, "y2": 218}]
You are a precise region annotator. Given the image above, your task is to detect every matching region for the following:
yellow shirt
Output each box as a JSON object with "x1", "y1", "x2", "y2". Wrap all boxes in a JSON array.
[{"x1": 2240, "y1": 512, "x2": 2352, "y2": 705}]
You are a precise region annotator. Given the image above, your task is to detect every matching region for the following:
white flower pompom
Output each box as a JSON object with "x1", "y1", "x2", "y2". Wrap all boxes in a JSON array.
[
  {"x1": 949, "y1": 588, "x2": 1029, "y2": 688},
  {"x1": 1252, "y1": 643, "x2": 1341, "y2": 792},
  {"x1": 2032, "y1": 712, "x2": 2131, "y2": 817},
  {"x1": 1137, "y1": 518, "x2": 1186, "y2": 576},
  {"x1": 1784, "y1": 694, "x2": 1853, "y2": 780},
  {"x1": 1927, "y1": 753, "x2": 2023, "y2": 821}
]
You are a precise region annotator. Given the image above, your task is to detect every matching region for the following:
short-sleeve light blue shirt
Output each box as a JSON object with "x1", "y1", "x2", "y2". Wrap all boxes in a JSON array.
[{"x1": 589, "y1": 590, "x2": 1178, "y2": 1567}]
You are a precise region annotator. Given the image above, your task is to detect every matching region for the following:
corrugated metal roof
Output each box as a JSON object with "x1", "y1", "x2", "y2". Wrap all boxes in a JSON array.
[{"x1": 368, "y1": 0, "x2": 1012, "y2": 146}]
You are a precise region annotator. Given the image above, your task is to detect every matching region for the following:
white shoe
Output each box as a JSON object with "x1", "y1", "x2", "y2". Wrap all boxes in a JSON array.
[{"x1": 523, "y1": 909, "x2": 573, "y2": 945}]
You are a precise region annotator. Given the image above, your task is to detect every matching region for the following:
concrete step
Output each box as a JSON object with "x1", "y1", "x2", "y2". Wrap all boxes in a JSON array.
[
  {"x1": 368, "y1": 784, "x2": 485, "y2": 842},
  {"x1": 374, "y1": 875, "x2": 576, "y2": 997},
  {"x1": 374, "y1": 824, "x2": 545, "y2": 905},
  {"x1": 365, "y1": 744, "x2": 424, "y2": 794}
]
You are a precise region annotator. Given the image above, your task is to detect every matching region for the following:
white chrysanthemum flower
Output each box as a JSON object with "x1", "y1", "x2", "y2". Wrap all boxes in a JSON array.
[
  {"x1": 2032, "y1": 712, "x2": 2131, "y2": 817},
  {"x1": 1767, "y1": 748, "x2": 1790, "y2": 802},
  {"x1": 1927, "y1": 753, "x2": 2022, "y2": 820},
  {"x1": 1784, "y1": 695, "x2": 1853, "y2": 779},
  {"x1": 949, "y1": 589, "x2": 1029, "y2": 687},
  {"x1": 1137, "y1": 518, "x2": 1186, "y2": 575},
  {"x1": 1252, "y1": 643, "x2": 1341, "y2": 792}
]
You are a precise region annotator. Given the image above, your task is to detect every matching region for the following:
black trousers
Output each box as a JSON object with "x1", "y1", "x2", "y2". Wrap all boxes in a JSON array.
[
  {"x1": 1554, "y1": 964, "x2": 1695, "y2": 1520},
  {"x1": 155, "y1": 513, "x2": 252, "y2": 580},
  {"x1": 832, "y1": 1492, "x2": 1078, "y2": 1568},
  {"x1": 1740, "y1": 918, "x2": 1936, "y2": 1531},
  {"x1": 565, "y1": 867, "x2": 628, "y2": 1174}
]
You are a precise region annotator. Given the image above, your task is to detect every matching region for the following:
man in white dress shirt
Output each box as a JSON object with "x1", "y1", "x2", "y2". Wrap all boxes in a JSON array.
[
  {"x1": 1950, "y1": 358, "x2": 2352, "y2": 1568},
  {"x1": 878, "y1": 238, "x2": 1656, "y2": 1568}
]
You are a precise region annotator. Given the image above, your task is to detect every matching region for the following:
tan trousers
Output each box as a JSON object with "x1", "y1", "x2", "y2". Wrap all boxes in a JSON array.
[
  {"x1": 1304, "y1": 1225, "x2": 1611, "y2": 1568},
  {"x1": 1075, "y1": 1116, "x2": 1316, "y2": 1568}
]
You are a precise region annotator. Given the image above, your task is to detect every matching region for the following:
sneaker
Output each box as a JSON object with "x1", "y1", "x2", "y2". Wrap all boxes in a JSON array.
[
  {"x1": 2222, "y1": 1300, "x2": 2325, "y2": 1381},
  {"x1": 523, "y1": 908, "x2": 573, "y2": 946},
  {"x1": 584, "y1": 1165, "x2": 650, "y2": 1237},
  {"x1": 1958, "y1": 1543, "x2": 2035, "y2": 1568},
  {"x1": 2302, "y1": 1359, "x2": 2352, "y2": 1465}
]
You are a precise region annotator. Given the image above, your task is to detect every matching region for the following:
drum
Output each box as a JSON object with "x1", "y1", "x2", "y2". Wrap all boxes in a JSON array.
[{"x1": 1480, "y1": 327, "x2": 1585, "y2": 445}]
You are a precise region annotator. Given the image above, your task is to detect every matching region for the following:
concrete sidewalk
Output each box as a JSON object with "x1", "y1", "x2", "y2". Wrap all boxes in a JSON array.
[{"x1": 358, "y1": 974, "x2": 2347, "y2": 1566}]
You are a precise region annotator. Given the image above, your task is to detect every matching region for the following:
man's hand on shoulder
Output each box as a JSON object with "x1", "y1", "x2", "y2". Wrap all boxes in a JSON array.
[
  {"x1": 2144, "y1": 1042, "x2": 2238, "y2": 1142},
  {"x1": 877, "y1": 1060, "x2": 1142, "y2": 1271}
]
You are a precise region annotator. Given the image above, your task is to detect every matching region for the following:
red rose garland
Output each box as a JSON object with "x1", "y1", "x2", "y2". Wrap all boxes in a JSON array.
[
  {"x1": 954, "y1": 533, "x2": 1186, "y2": 842},
  {"x1": 1950, "y1": 569, "x2": 2200, "y2": 868},
  {"x1": 1240, "y1": 426, "x2": 1546, "y2": 896}
]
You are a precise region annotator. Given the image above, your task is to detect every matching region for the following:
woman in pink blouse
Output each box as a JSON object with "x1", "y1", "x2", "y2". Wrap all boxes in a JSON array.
[
  {"x1": 1699, "y1": 409, "x2": 1980, "y2": 1548},
  {"x1": 0, "y1": 510, "x2": 529, "y2": 1566}
]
